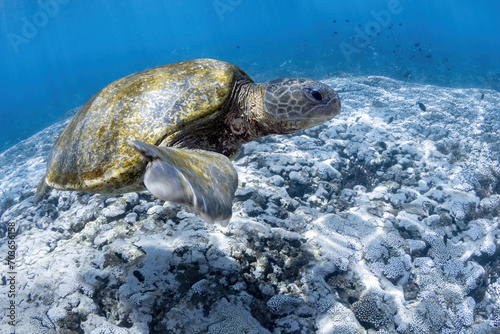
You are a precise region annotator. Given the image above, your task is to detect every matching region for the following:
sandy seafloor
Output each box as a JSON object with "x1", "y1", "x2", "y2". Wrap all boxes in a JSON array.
[{"x1": 1, "y1": 76, "x2": 500, "y2": 334}]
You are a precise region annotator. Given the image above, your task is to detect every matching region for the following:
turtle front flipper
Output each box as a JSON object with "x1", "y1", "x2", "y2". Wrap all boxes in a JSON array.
[{"x1": 129, "y1": 141, "x2": 238, "y2": 226}]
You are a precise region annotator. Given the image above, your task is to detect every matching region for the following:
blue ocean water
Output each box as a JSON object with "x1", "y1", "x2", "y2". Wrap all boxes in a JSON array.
[{"x1": 1, "y1": 0, "x2": 499, "y2": 153}]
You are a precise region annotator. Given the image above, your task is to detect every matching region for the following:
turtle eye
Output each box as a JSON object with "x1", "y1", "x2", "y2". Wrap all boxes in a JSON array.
[{"x1": 310, "y1": 90, "x2": 323, "y2": 101}]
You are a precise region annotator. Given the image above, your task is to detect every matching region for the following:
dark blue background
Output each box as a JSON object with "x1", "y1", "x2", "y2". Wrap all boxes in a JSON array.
[{"x1": 1, "y1": 0, "x2": 499, "y2": 153}]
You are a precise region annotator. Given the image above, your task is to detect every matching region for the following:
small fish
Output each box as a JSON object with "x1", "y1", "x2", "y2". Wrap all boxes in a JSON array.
[
  {"x1": 415, "y1": 43, "x2": 420, "y2": 47},
  {"x1": 346, "y1": 19, "x2": 350, "y2": 23},
  {"x1": 481, "y1": 93, "x2": 485, "y2": 100},
  {"x1": 417, "y1": 102, "x2": 426, "y2": 111},
  {"x1": 333, "y1": 20, "x2": 336, "y2": 23}
]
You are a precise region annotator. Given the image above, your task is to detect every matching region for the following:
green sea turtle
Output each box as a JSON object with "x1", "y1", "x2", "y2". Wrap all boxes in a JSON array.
[{"x1": 34, "y1": 59, "x2": 340, "y2": 225}]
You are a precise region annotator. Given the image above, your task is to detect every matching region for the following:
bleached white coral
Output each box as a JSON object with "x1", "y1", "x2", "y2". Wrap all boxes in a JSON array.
[
  {"x1": 465, "y1": 219, "x2": 488, "y2": 240},
  {"x1": 480, "y1": 238, "x2": 496, "y2": 256},
  {"x1": 190, "y1": 279, "x2": 211, "y2": 296},
  {"x1": 207, "y1": 302, "x2": 270, "y2": 334},
  {"x1": 316, "y1": 295, "x2": 363, "y2": 334},
  {"x1": 443, "y1": 259, "x2": 465, "y2": 277},
  {"x1": 266, "y1": 294, "x2": 300, "y2": 315},
  {"x1": 352, "y1": 292, "x2": 392, "y2": 329},
  {"x1": 414, "y1": 257, "x2": 435, "y2": 274},
  {"x1": 383, "y1": 257, "x2": 406, "y2": 279},
  {"x1": 425, "y1": 233, "x2": 463, "y2": 265},
  {"x1": 455, "y1": 297, "x2": 476, "y2": 327}
]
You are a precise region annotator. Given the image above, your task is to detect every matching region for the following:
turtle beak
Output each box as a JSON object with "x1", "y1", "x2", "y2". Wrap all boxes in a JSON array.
[
  {"x1": 293, "y1": 84, "x2": 341, "y2": 129},
  {"x1": 312, "y1": 88, "x2": 341, "y2": 121}
]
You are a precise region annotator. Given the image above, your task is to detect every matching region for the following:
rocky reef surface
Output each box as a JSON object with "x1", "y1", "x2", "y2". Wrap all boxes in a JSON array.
[{"x1": 1, "y1": 76, "x2": 499, "y2": 333}]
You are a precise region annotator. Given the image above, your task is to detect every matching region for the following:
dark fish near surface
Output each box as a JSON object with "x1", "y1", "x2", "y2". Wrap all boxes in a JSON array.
[{"x1": 417, "y1": 102, "x2": 426, "y2": 111}]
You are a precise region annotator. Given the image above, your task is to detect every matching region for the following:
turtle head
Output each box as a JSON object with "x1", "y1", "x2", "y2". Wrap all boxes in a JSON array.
[{"x1": 261, "y1": 78, "x2": 341, "y2": 134}]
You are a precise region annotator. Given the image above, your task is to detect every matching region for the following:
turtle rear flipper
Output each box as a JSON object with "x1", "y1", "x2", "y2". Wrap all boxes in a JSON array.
[
  {"x1": 34, "y1": 176, "x2": 52, "y2": 204},
  {"x1": 129, "y1": 141, "x2": 238, "y2": 226}
]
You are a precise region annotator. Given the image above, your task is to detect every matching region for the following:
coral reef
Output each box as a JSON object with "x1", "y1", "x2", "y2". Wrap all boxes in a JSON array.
[{"x1": 1, "y1": 76, "x2": 499, "y2": 333}]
